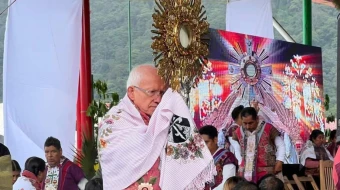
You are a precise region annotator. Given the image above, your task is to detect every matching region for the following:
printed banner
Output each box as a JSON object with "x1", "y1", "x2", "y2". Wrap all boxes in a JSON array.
[{"x1": 190, "y1": 28, "x2": 324, "y2": 144}]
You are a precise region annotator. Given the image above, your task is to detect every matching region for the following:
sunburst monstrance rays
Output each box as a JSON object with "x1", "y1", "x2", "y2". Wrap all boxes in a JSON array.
[
  {"x1": 151, "y1": 0, "x2": 210, "y2": 92},
  {"x1": 227, "y1": 38, "x2": 272, "y2": 102}
]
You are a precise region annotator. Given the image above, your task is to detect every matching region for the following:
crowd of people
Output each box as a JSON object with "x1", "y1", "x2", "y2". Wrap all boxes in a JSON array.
[
  {"x1": 2, "y1": 64, "x2": 340, "y2": 190},
  {"x1": 3, "y1": 137, "x2": 89, "y2": 190}
]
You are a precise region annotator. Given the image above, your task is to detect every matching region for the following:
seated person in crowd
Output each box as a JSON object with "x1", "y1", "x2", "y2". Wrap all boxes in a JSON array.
[
  {"x1": 0, "y1": 143, "x2": 12, "y2": 190},
  {"x1": 300, "y1": 129, "x2": 333, "y2": 186},
  {"x1": 257, "y1": 174, "x2": 284, "y2": 190},
  {"x1": 42, "y1": 136, "x2": 88, "y2": 190},
  {"x1": 12, "y1": 160, "x2": 21, "y2": 184},
  {"x1": 199, "y1": 125, "x2": 238, "y2": 190},
  {"x1": 223, "y1": 176, "x2": 245, "y2": 190},
  {"x1": 327, "y1": 129, "x2": 338, "y2": 157},
  {"x1": 85, "y1": 178, "x2": 103, "y2": 190},
  {"x1": 13, "y1": 156, "x2": 46, "y2": 190}
]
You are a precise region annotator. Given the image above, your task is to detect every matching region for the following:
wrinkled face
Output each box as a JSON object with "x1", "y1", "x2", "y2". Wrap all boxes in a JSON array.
[
  {"x1": 313, "y1": 134, "x2": 325, "y2": 147},
  {"x1": 127, "y1": 69, "x2": 166, "y2": 116},
  {"x1": 44, "y1": 146, "x2": 62, "y2": 167},
  {"x1": 12, "y1": 171, "x2": 20, "y2": 184},
  {"x1": 242, "y1": 115, "x2": 259, "y2": 132},
  {"x1": 201, "y1": 134, "x2": 218, "y2": 154}
]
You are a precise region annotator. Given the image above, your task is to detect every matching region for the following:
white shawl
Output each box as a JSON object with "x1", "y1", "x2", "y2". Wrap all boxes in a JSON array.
[
  {"x1": 300, "y1": 140, "x2": 333, "y2": 166},
  {"x1": 98, "y1": 89, "x2": 216, "y2": 190}
]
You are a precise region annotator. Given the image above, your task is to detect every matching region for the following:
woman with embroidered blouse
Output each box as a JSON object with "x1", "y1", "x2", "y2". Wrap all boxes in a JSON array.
[
  {"x1": 300, "y1": 129, "x2": 333, "y2": 176},
  {"x1": 13, "y1": 156, "x2": 46, "y2": 190},
  {"x1": 300, "y1": 129, "x2": 333, "y2": 189}
]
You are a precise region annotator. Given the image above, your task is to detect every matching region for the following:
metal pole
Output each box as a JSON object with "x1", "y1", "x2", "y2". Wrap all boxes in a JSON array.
[
  {"x1": 128, "y1": 0, "x2": 132, "y2": 71},
  {"x1": 303, "y1": 0, "x2": 312, "y2": 45},
  {"x1": 272, "y1": 17, "x2": 296, "y2": 43}
]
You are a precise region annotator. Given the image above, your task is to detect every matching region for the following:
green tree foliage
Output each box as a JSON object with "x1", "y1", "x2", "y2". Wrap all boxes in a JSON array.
[{"x1": 0, "y1": 0, "x2": 338, "y2": 117}]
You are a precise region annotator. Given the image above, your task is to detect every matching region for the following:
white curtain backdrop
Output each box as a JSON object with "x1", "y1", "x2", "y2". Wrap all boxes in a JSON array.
[
  {"x1": 226, "y1": 0, "x2": 274, "y2": 39},
  {"x1": 3, "y1": 0, "x2": 83, "y2": 167}
]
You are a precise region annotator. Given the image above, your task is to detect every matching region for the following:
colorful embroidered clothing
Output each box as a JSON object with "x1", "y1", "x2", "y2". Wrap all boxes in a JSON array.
[
  {"x1": 233, "y1": 121, "x2": 282, "y2": 183},
  {"x1": 300, "y1": 140, "x2": 333, "y2": 176},
  {"x1": 13, "y1": 170, "x2": 41, "y2": 190},
  {"x1": 44, "y1": 163, "x2": 59, "y2": 190},
  {"x1": 42, "y1": 157, "x2": 85, "y2": 190},
  {"x1": 98, "y1": 90, "x2": 216, "y2": 190},
  {"x1": 205, "y1": 148, "x2": 238, "y2": 190},
  {"x1": 126, "y1": 158, "x2": 161, "y2": 190}
]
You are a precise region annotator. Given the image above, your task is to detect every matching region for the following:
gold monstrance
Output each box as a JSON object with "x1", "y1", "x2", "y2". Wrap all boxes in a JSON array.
[{"x1": 151, "y1": 0, "x2": 210, "y2": 92}]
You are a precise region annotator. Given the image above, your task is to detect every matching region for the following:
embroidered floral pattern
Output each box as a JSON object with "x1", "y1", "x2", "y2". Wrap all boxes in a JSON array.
[
  {"x1": 166, "y1": 133, "x2": 205, "y2": 160},
  {"x1": 98, "y1": 112, "x2": 122, "y2": 158},
  {"x1": 138, "y1": 182, "x2": 154, "y2": 190},
  {"x1": 45, "y1": 185, "x2": 57, "y2": 190},
  {"x1": 104, "y1": 118, "x2": 114, "y2": 125},
  {"x1": 166, "y1": 145, "x2": 174, "y2": 156},
  {"x1": 100, "y1": 138, "x2": 107, "y2": 148},
  {"x1": 126, "y1": 162, "x2": 160, "y2": 190},
  {"x1": 44, "y1": 167, "x2": 59, "y2": 190}
]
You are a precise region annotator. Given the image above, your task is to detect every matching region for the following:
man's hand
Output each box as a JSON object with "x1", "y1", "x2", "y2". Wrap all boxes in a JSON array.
[{"x1": 274, "y1": 161, "x2": 283, "y2": 174}]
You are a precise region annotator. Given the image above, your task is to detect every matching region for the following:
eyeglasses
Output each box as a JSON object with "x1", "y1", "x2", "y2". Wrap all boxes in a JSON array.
[{"x1": 133, "y1": 86, "x2": 165, "y2": 97}]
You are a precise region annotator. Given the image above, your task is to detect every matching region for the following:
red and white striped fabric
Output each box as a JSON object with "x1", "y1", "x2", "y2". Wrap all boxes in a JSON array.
[{"x1": 98, "y1": 89, "x2": 216, "y2": 190}]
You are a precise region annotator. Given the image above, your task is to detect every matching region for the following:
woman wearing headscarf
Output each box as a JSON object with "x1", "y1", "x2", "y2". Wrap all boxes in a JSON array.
[{"x1": 13, "y1": 156, "x2": 46, "y2": 190}]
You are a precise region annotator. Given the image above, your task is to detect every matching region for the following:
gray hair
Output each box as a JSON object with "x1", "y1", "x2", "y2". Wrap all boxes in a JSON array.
[{"x1": 126, "y1": 63, "x2": 156, "y2": 89}]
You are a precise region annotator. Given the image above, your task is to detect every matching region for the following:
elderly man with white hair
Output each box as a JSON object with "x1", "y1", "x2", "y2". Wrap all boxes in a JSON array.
[{"x1": 98, "y1": 64, "x2": 216, "y2": 190}]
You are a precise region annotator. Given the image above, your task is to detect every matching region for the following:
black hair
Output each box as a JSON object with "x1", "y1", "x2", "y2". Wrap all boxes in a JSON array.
[
  {"x1": 85, "y1": 178, "x2": 103, "y2": 190},
  {"x1": 232, "y1": 105, "x2": 244, "y2": 121},
  {"x1": 12, "y1": 160, "x2": 21, "y2": 172},
  {"x1": 199, "y1": 125, "x2": 218, "y2": 139},
  {"x1": 44, "y1": 136, "x2": 61, "y2": 150},
  {"x1": 24, "y1": 157, "x2": 46, "y2": 177},
  {"x1": 232, "y1": 181, "x2": 259, "y2": 190},
  {"x1": 309, "y1": 129, "x2": 324, "y2": 141},
  {"x1": 258, "y1": 174, "x2": 284, "y2": 190},
  {"x1": 225, "y1": 176, "x2": 246, "y2": 189},
  {"x1": 0, "y1": 143, "x2": 10, "y2": 156},
  {"x1": 241, "y1": 107, "x2": 258, "y2": 120},
  {"x1": 330, "y1": 130, "x2": 337, "y2": 140}
]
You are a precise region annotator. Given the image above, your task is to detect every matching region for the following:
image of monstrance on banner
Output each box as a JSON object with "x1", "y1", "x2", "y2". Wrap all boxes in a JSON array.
[{"x1": 190, "y1": 29, "x2": 325, "y2": 146}]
